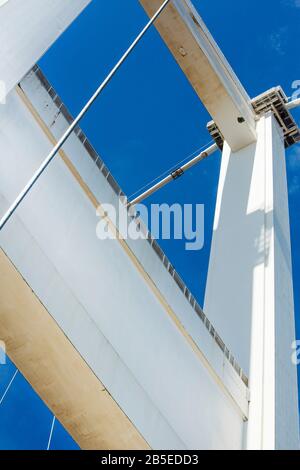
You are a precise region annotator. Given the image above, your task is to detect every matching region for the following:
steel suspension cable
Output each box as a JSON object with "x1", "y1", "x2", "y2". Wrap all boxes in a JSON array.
[
  {"x1": 0, "y1": 369, "x2": 18, "y2": 406},
  {"x1": 47, "y1": 416, "x2": 56, "y2": 451},
  {"x1": 0, "y1": 0, "x2": 172, "y2": 231}
]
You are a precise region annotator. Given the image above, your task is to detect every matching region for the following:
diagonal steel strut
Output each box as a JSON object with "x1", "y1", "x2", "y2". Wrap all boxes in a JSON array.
[{"x1": 128, "y1": 143, "x2": 218, "y2": 206}]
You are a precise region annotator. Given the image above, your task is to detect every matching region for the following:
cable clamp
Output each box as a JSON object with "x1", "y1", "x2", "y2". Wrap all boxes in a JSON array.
[{"x1": 171, "y1": 168, "x2": 184, "y2": 180}]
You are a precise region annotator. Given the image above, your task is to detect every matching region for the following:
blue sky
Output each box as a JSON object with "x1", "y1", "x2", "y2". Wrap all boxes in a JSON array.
[{"x1": 0, "y1": 0, "x2": 300, "y2": 449}]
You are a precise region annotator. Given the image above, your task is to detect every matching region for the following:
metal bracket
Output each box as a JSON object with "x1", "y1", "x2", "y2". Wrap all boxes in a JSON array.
[{"x1": 171, "y1": 168, "x2": 185, "y2": 180}]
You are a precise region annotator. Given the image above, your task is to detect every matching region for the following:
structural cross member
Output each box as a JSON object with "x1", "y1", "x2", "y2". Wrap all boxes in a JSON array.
[
  {"x1": 208, "y1": 86, "x2": 300, "y2": 150},
  {"x1": 128, "y1": 143, "x2": 218, "y2": 206},
  {"x1": 139, "y1": 0, "x2": 257, "y2": 151}
]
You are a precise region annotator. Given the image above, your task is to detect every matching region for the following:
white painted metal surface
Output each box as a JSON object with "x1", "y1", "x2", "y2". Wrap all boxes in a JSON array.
[
  {"x1": 0, "y1": 0, "x2": 91, "y2": 95},
  {"x1": 0, "y1": 0, "x2": 172, "y2": 230},
  {"x1": 0, "y1": 70, "x2": 248, "y2": 449},
  {"x1": 205, "y1": 113, "x2": 299, "y2": 449},
  {"x1": 139, "y1": 0, "x2": 257, "y2": 151},
  {"x1": 287, "y1": 98, "x2": 300, "y2": 110}
]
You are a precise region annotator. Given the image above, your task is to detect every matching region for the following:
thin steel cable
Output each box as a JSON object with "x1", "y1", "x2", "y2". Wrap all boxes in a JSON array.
[
  {"x1": 0, "y1": 0, "x2": 172, "y2": 231},
  {"x1": 128, "y1": 139, "x2": 215, "y2": 200},
  {"x1": 47, "y1": 416, "x2": 56, "y2": 451},
  {"x1": 0, "y1": 369, "x2": 18, "y2": 406}
]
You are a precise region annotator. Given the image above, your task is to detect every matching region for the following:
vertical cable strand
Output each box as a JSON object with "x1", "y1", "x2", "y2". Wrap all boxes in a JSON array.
[
  {"x1": 47, "y1": 416, "x2": 56, "y2": 451},
  {"x1": 0, "y1": 369, "x2": 18, "y2": 406}
]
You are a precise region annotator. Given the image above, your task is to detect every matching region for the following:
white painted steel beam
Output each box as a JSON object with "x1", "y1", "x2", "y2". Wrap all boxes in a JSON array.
[
  {"x1": 0, "y1": 0, "x2": 91, "y2": 95},
  {"x1": 0, "y1": 68, "x2": 249, "y2": 450},
  {"x1": 139, "y1": 0, "x2": 257, "y2": 151}
]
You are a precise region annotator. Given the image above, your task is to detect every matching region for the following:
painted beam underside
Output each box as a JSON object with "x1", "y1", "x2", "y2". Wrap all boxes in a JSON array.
[{"x1": 139, "y1": 0, "x2": 257, "y2": 151}]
